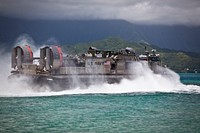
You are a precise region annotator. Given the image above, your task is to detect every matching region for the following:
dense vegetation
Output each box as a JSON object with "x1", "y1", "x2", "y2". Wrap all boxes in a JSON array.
[{"x1": 61, "y1": 37, "x2": 200, "y2": 73}]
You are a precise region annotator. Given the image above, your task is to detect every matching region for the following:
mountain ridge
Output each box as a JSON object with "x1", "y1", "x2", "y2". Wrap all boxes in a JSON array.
[{"x1": 0, "y1": 16, "x2": 200, "y2": 53}]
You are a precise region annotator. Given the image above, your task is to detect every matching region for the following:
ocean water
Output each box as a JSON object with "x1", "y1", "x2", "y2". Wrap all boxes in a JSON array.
[
  {"x1": 0, "y1": 93, "x2": 200, "y2": 133},
  {"x1": 180, "y1": 73, "x2": 200, "y2": 85},
  {"x1": 0, "y1": 52, "x2": 200, "y2": 132}
]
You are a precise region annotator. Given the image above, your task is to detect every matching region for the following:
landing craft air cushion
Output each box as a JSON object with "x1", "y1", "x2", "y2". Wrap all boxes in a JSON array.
[{"x1": 9, "y1": 45, "x2": 161, "y2": 90}]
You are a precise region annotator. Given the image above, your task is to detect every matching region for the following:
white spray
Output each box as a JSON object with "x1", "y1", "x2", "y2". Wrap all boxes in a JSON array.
[
  {"x1": 1, "y1": 52, "x2": 199, "y2": 97},
  {"x1": 0, "y1": 37, "x2": 200, "y2": 97}
]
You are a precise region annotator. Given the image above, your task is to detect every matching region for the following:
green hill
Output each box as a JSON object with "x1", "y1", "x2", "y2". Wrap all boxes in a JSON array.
[{"x1": 61, "y1": 37, "x2": 200, "y2": 73}]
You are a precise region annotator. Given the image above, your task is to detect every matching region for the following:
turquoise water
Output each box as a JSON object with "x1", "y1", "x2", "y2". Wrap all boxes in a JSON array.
[
  {"x1": 0, "y1": 93, "x2": 200, "y2": 133},
  {"x1": 180, "y1": 73, "x2": 200, "y2": 85},
  {"x1": 0, "y1": 73, "x2": 200, "y2": 132}
]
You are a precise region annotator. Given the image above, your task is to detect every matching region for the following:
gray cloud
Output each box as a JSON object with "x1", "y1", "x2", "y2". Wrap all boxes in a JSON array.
[{"x1": 0, "y1": 0, "x2": 200, "y2": 26}]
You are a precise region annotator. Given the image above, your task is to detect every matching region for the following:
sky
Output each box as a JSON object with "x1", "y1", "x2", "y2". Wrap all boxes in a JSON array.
[{"x1": 0, "y1": 0, "x2": 200, "y2": 26}]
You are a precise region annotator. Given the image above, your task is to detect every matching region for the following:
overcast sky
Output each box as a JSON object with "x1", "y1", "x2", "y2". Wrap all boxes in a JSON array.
[{"x1": 0, "y1": 0, "x2": 200, "y2": 26}]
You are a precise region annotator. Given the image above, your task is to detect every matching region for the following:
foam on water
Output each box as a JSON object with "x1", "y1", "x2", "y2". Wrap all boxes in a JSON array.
[
  {"x1": 0, "y1": 48, "x2": 200, "y2": 97},
  {"x1": 0, "y1": 39, "x2": 200, "y2": 97},
  {"x1": 45, "y1": 62, "x2": 200, "y2": 96}
]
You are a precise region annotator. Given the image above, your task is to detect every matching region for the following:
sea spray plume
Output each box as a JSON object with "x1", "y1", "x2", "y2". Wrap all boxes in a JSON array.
[
  {"x1": 126, "y1": 62, "x2": 200, "y2": 93},
  {"x1": 0, "y1": 51, "x2": 36, "y2": 97},
  {"x1": 31, "y1": 55, "x2": 200, "y2": 94},
  {"x1": 45, "y1": 37, "x2": 60, "y2": 46},
  {"x1": 32, "y1": 43, "x2": 71, "y2": 91},
  {"x1": 58, "y1": 62, "x2": 200, "y2": 95},
  {"x1": 0, "y1": 35, "x2": 52, "y2": 97},
  {"x1": 129, "y1": 61, "x2": 153, "y2": 79},
  {"x1": 0, "y1": 44, "x2": 7, "y2": 54},
  {"x1": 14, "y1": 36, "x2": 59, "y2": 92},
  {"x1": 130, "y1": 62, "x2": 181, "y2": 86},
  {"x1": 33, "y1": 37, "x2": 60, "y2": 57},
  {"x1": 52, "y1": 49, "x2": 107, "y2": 90},
  {"x1": 1, "y1": 51, "x2": 200, "y2": 97},
  {"x1": 87, "y1": 62, "x2": 107, "y2": 87},
  {"x1": 127, "y1": 62, "x2": 183, "y2": 92},
  {"x1": 14, "y1": 34, "x2": 37, "y2": 51},
  {"x1": 154, "y1": 65, "x2": 181, "y2": 84},
  {"x1": 1, "y1": 36, "x2": 200, "y2": 96}
]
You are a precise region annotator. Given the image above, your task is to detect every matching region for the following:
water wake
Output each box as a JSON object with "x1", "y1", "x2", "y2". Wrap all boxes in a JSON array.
[
  {"x1": 0, "y1": 49, "x2": 200, "y2": 97},
  {"x1": 0, "y1": 36, "x2": 200, "y2": 97}
]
